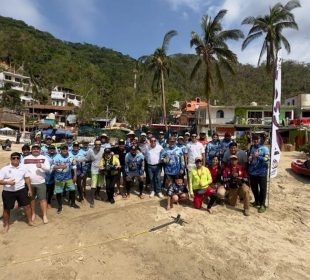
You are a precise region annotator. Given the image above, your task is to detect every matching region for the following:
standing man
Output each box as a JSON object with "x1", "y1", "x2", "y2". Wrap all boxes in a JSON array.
[
  {"x1": 124, "y1": 145, "x2": 145, "y2": 199},
  {"x1": 198, "y1": 130, "x2": 208, "y2": 150},
  {"x1": 16, "y1": 129, "x2": 21, "y2": 144},
  {"x1": 100, "y1": 133, "x2": 112, "y2": 149},
  {"x1": 51, "y1": 144, "x2": 80, "y2": 213},
  {"x1": 78, "y1": 139, "x2": 105, "y2": 207},
  {"x1": 221, "y1": 132, "x2": 233, "y2": 154},
  {"x1": 23, "y1": 144, "x2": 50, "y2": 224},
  {"x1": 41, "y1": 136, "x2": 54, "y2": 156},
  {"x1": 0, "y1": 152, "x2": 33, "y2": 232},
  {"x1": 145, "y1": 137, "x2": 163, "y2": 198},
  {"x1": 158, "y1": 131, "x2": 167, "y2": 148},
  {"x1": 248, "y1": 134, "x2": 270, "y2": 213},
  {"x1": 45, "y1": 145, "x2": 57, "y2": 208},
  {"x1": 206, "y1": 133, "x2": 222, "y2": 166},
  {"x1": 184, "y1": 133, "x2": 205, "y2": 171}
]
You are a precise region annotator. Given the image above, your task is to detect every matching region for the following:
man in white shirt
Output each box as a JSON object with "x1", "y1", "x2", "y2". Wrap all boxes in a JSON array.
[
  {"x1": 145, "y1": 137, "x2": 163, "y2": 198},
  {"x1": 23, "y1": 144, "x2": 50, "y2": 224},
  {"x1": 0, "y1": 152, "x2": 33, "y2": 232},
  {"x1": 184, "y1": 133, "x2": 205, "y2": 171}
]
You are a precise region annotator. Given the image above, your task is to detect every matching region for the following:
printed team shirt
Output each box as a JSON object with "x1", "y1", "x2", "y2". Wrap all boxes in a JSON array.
[
  {"x1": 0, "y1": 164, "x2": 30, "y2": 192},
  {"x1": 80, "y1": 147, "x2": 91, "y2": 173},
  {"x1": 220, "y1": 139, "x2": 233, "y2": 153},
  {"x1": 206, "y1": 140, "x2": 222, "y2": 165},
  {"x1": 52, "y1": 153, "x2": 76, "y2": 182},
  {"x1": 160, "y1": 145, "x2": 185, "y2": 176},
  {"x1": 125, "y1": 152, "x2": 144, "y2": 176},
  {"x1": 22, "y1": 154, "x2": 50, "y2": 185},
  {"x1": 248, "y1": 144, "x2": 270, "y2": 176},
  {"x1": 166, "y1": 182, "x2": 188, "y2": 197},
  {"x1": 45, "y1": 153, "x2": 57, "y2": 184},
  {"x1": 69, "y1": 150, "x2": 85, "y2": 176}
]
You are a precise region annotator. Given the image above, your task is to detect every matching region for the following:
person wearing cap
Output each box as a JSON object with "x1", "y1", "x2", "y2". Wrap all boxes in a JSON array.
[
  {"x1": 221, "y1": 132, "x2": 233, "y2": 153},
  {"x1": 125, "y1": 131, "x2": 135, "y2": 149},
  {"x1": 69, "y1": 141, "x2": 85, "y2": 202},
  {"x1": 124, "y1": 145, "x2": 145, "y2": 198},
  {"x1": 0, "y1": 152, "x2": 34, "y2": 232},
  {"x1": 146, "y1": 131, "x2": 153, "y2": 141},
  {"x1": 100, "y1": 133, "x2": 112, "y2": 149},
  {"x1": 184, "y1": 132, "x2": 190, "y2": 145},
  {"x1": 22, "y1": 144, "x2": 50, "y2": 224},
  {"x1": 222, "y1": 142, "x2": 248, "y2": 167},
  {"x1": 198, "y1": 130, "x2": 208, "y2": 150},
  {"x1": 77, "y1": 139, "x2": 105, "y2": 207},
  {"x1": 45, "y1": 145, "x2": 57, "y2": 208},
  {"x1": 99, "y1": 148, "x2": 121, "y2": 204},
  {"x1": 176, "y1": 136, "x2": 186, "y2": 154},
  {"x1": 51, "y1": 144, "x2": 80, "y2": 213},
  {"x1": 206, "y1": 133, "x2": 222, "y2": 166},
  {"x1": 79, "y1": 140, "x2": 91, "y2": 197},
  {"x1": 65, "y1": 135, "x2": 74, "y2": 152},
  {"x1": 158, "y1": 131, "x2": 167, "y2": 148},
  {"x1": 20, "y1": 144, "x2": 31, "y2": 160},
  {"x1": 145, "y1": 136, "x2": 164, "y2": 198},
  {"x1": 184, "y1": 133, "x2": 205, "y2": 172},
  {"x1": 188, "y1": 157, "x2": 215, "y2": 212},
  {"x1": 223, "y1": 154, "x2": 251, "y2": 216},
  {"x1": 138, "y1": 132, "x2": 150, "y2": 188},
  {"x1": 111, "y1": 139, "x2": 129, "y2": 196},
  {"x1": 41, "y1": 136, "x2": 54, "y2": 156},
  {"x1": 248, "y1": 134, "x2": 270, "y2": 213},
  {"x1": 160, "y1": 137, "x2": 185, "y2": 187}
]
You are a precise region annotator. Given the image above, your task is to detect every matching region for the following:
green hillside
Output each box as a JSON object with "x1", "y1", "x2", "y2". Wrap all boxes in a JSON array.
[{"x1": 0, "y1": 16, "x2": 310, "y2": 125}]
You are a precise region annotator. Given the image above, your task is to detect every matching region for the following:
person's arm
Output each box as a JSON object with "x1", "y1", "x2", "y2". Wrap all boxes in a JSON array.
[
  {"x1": 189, "y1": 171, "x2": 193, "y2": 197},
  {"x1": 25, "y1": 176, "x2": 32, "y2": 197},
  {"x1": 37, "y1": 157, "x2": 50, "y2": 172},
  {"x1": 206, "y1": 168, "x2": 213, "y2": 186}
]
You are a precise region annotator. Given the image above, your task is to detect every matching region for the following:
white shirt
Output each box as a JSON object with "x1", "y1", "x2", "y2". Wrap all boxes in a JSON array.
[
  {"x1": 22, "y1": 154, "x2": 50, "y2": 185},
  {"x1": 0, "y1": 164, "x2": 30, "y2": 192},
  {"x1": 145, "y1": 144, "x2": 163, "y2": 165},
  {"x1": 185, "y1": 141, "x2": 205, "y2": 165}
]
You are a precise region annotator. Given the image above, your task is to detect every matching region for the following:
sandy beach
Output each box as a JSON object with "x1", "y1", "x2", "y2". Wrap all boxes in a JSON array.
[{"x1": 0, "y1": 145, "x2": 309, "y2": 280}]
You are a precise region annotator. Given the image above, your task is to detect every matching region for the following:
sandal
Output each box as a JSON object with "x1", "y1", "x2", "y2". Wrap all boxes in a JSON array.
[{"x1": 122, "y1": 193, "x2": 129, "y2": 199}]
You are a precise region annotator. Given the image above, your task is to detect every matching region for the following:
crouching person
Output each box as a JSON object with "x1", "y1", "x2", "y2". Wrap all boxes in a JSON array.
[
  {"x1": 189, "y1": 157, "x2": 216, "y2": 213},
  {"x1": 166, "y1": 176, "x2": 188, "y2": 210},
  {"x1": 223, "y1": 155, "x2": 250, "y2": 216}
]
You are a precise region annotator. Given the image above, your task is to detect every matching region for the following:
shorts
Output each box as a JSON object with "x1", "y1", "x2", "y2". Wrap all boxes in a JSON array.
[
  {"x1": 126, "y1": 174, "x2": 143, "y2": 182},
  {"x1": 32, "y1": 183, "x2": 47, "y2": 200},
  {"x1": 2, "y1": 188, "x2": 30, "y2": 210},
  {"x1": 54, "y1": 179, "x2": 76, "y2": 194},
  {"x1": 91, "y1": 173, "x2": 104, "y2": 188}
]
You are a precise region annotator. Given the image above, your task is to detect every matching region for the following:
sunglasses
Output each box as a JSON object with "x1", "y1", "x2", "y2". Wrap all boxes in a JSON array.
[
  {"x1": 191, "y1": 136, "x2": 197, "y2": 138},
  {"x1": 11, "y1": 156, "x2": 20, "y2": 160},
  {"x1": 150, "y1": 140, "x2": 156, "y2": 142},
  {"x1": 195, "y1": 160, "x2": 202, "y2": 164}
]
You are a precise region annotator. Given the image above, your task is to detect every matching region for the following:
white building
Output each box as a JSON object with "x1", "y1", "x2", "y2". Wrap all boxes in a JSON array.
[
  {"x1": 50, "y1": 86, "x2": 82, "y2": 107},
  {"x1": 0, "y1": 71, "x2": 36, "y2": 105},
  {"x1": 196, "y1": 105, "x2": 235, "y2": 126},
  {"x1": 285, "y1": 93, "x2": 310, "y2": 118}
]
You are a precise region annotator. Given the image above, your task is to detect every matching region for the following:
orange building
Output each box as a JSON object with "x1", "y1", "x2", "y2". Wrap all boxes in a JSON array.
[{"x1": 179, "y1": 97, "x2": 208, "y2": 126}]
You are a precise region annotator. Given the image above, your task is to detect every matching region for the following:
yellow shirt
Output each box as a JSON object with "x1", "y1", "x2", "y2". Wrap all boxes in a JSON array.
[{"x1": 189, "y1": 166, "x2": 212, "y2": 194}]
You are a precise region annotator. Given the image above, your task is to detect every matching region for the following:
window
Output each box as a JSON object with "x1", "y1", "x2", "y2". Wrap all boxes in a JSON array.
[
  {"x1": 4, "y1": 75, "x2": 11, "y2": 80},
  {"x1": 292, "y1": 100, "x2": 295, "y2": 106},
  {"x1": 216, "y1": 110, "x2": 224, "y2": 118},
  {"x1": 15, "y1": 78, "x2": 21, "y2": 83}
]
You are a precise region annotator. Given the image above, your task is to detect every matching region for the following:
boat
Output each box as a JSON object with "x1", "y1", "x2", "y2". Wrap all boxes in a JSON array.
[{"x1": 291, "y1": 160, "x2": 310, "y2": 177}]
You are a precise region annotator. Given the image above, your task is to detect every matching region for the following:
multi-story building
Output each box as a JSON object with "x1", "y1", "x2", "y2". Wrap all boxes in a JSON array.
[{"x1": 50, "y1": 86, "x2": 82, "y2": 107}]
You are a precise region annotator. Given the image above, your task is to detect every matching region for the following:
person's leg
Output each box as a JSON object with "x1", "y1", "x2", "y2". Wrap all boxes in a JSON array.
[
  {"x1": 258, "y1": 175, "x2": 267, "y2": 207},
  {"x1": 39, "y1": 199, "x2": 48, "y2": 223},
  {"x1": 16, "y1": 188, "x2": 34, "y2": 225},
  {"x1": 55, "y1": 181, "x2": 64, "y2": 213},
  {"x1": 105, "y1": 176, "x2": 112, "y2": 202},
  {"x1": 2, "y1": 209, "x2": 10, "y2": 232},
  {"x1": 67, "y1": 180, "x2": 80, "y2": 209},
  {"x1": 154, "y1": 165, "x2": 162, "y2": 195},
  {"x1": 250, "y1": 176, "x2": 259, "y2": 206},
  {"x1": 95, "y1": 174, "x2": 104, "y2": 200},
  {"x1": 115, "y1": 172, "x2": 121, "y2": 195},
  {"x1": 76, "y1": 175, "x2": 84, "y2": 202},
  {"x1": 138, "y1": 176, "x2": 144, "y2": 198},
  {"x1": 23, "y1": 205, "x2": 34, "y2": 226},
  {"x1": 106, "y1": 176, "x2": 117, "y2": 203},
  {"x1": 207, "y1": 195, "x2": 217, "y2": 213},
  {"x1": 193, "y1": 192, "x2": 203, "y2": 209},
  {"x1": 56, "y1": 193, "x2": 62, "y2": 213},
  {"x1": 145, "y1": 161, "x2": 150, "y2": 187},
  {"x1": 46, "y1": 183, "x2": 55, "y2": 207},
  {"x1": 228, "y1": 188, "x2": 238, "y2": 206},
  {"x1": 148, "y1": 165, "x2": 155, "y2": 194},
  {"x1": 30, "y1": 185, "x2": 37, "y2": 222},
  {"x1": 125, "y1": 176, "x2": 132, "y2": 198},
  {"x1": 90, "y1": 173, "x2": 98, "y2": 207},
  {"x1": 37, "y1": 183, "x2": 48, "y2": 224}
]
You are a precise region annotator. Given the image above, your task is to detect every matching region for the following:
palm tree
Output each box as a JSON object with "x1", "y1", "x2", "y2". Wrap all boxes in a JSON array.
[
  {"x1": 242, "y1": 0, "x2": 301, "y2": 75},
  {"x1": 139, "y1": 30, "x2": 177, "y2": 131},
  {"x1": 190, "y1": 10, "x2": 244, "y2": 134}
]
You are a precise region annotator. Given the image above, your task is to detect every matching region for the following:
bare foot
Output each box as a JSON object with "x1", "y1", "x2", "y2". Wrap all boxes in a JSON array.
[
  {"x1": 43, "y1": 216, "x2": 49, "y2": 224},
  {"x1": 28, "y1": 221, "x2": 35, "y2": 227},
  {"x1": 207, "y1": 208, "x2": 213, "y2": 214},
  {"x1": 31, "y1": 213, "x2": 36, "y2": 222},
  {"x1": 166, "y1": 205, "x2": 171, "y2": 210},
  {"x1": 3, "y1": 224, "x2": 9, "y2": 233},
  {"x1": 138, "y1": 194, "x2": 145, "y2": 199},
  {"x1": 47, "y1": 204, "x2": 52, "y2": 209}
]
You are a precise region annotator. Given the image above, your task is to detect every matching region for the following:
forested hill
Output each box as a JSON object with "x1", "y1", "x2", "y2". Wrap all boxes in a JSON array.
[{"x1": 1, "y1": 16, "x2": 310, "y2": 124}]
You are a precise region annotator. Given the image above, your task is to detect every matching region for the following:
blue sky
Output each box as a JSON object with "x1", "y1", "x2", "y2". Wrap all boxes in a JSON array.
[{"x1": 0, "y1": 0, "x2": 309, "y2": 64}]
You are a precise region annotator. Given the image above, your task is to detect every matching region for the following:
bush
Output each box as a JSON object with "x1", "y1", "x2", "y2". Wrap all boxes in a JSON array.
[{"x1": 299, "y1": 142, "x2": 310, "y2": 155}]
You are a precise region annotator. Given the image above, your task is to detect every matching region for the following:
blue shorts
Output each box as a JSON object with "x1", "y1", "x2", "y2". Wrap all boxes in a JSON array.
[{"x1": 54, "y1": 179, "x2": 76, "y2": 194}]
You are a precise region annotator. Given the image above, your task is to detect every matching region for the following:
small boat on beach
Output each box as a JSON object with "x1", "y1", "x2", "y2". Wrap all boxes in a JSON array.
[{"x1": 291, "y1": 160, "x2": 310, "y2": 177}]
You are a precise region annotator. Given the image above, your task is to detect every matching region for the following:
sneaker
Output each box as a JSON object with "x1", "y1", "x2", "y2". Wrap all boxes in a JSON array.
[
  {"x1": 70, "y1": 203, "x2": 80, "y2": 209},
  {"x1": 110, "y1": 198, "x2": 115, "y2": 204},
  {"x1": 251, "y1": 202, "x2": 260, "y2": 208},
  {"x1": 57, "y1": 207, "x2": 62, "y2": 214},
  {"x1": 157, "y1": 192, "x2": 164, "y2": 198},
  {"x1": 149, "y1": 191, "x2": 155, "y2": 198},
  {"x1": 258, "y1": 205, "x2": 267, "y2": 213},
  {"x1": 243, "y1": 209, "x2": 250, "y2": 216},
  {"x1": 90, "y1": 203, "x2": 94, "y2": 208}
]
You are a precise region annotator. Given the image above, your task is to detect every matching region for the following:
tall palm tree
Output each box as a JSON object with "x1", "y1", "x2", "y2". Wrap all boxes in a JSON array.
[
  {"x1": 190, "y1": 10, "x2": 243, "y2": 134},
  {"x1": 139, "y1": 30, "x2": 177, "y2": 131},
  {"x1": 242, "y1": 0, "x2": 300, "y2": 75}
]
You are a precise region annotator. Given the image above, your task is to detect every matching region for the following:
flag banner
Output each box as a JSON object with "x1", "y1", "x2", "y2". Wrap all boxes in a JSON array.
[{"x1": 270, "y1": 50, "x2": 282, "y2": 178}]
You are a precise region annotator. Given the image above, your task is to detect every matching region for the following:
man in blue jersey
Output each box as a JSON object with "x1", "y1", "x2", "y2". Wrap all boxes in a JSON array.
[
  {"x1": 124, "y1": 145, "x2": 145, "y2": 199},
  {"x1": 51, "y1": 144, "x2": 80, "y2": 213},
  {"x1": 45, "y1": 145, "x2": 57, "y2": 208},
  {"x1": 221, "y1": 132, "x2": 233, "y2": 154},
  {"x1": 248, "y1": 134, "x2": 270, "y2": 213},
  {"x1": 206, "y1": 133, "x2": 222, "y2": 166},
  {"x1": 41, "y1": 136, "x2": 54, "y2": 156}
]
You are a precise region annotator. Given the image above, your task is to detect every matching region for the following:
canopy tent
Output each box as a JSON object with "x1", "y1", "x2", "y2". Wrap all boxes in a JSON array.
[{"x1": 0, "y1": 127, "x2": 14, "y2": 131}]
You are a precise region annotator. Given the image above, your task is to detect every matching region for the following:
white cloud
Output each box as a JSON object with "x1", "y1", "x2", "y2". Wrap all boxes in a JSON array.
[
  {"x1": 163, "y1": 0, "x2": 210, "y2": 12},
  {"x1": 0, "y1": 0, "x2": 46, "y2": 29}
]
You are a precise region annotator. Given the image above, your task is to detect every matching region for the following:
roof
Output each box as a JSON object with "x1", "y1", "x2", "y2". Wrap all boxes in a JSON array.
[
  {"x1": 182, "y1": 97, "x2": 208, "y2": 112},
  {"x1": 25, "y1": 104, "x2": 75, "y2": 111}
]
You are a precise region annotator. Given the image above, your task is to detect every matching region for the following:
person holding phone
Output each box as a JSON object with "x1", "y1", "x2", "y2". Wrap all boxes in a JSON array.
[{"x1": 0, "y1": 152, "x2": 33, "y2": 232}]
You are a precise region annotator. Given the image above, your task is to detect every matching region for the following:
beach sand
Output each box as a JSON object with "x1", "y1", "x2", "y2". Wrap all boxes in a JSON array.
[{"x1": 0, "y1": 145, "x2": 309, "y2": 280}]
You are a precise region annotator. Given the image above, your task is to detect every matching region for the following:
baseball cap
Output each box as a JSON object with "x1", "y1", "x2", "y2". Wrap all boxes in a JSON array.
[
  {"x1": 159, "y1": 131, "x2": 164, "y2": 135},
  {"x1": 230, "y1": 155, "x2": 238, "y2": 159},
  {"x1": 48, "y1": 145, "x2": 56, "y2": 150},
  {"x1": 60, "y1": 143, "x2": 68, "y2": 149},
  {"x1": 178, "y1": 136, "x2": 184, "y2": 139},
  {"x1": 118, "y1": 139, "x2": 125, "y2": 145},
  {"x1": 31, "y1": 144, "x2": 41, "y2": 149},
  {"x1": 73, "y1": 141, "x2": 80, "y2": 146},
  {"x1": 130, "y1": 145, "x2": 138, "y2": 151},
  {"x1": 127, "y1": 131, "x2": 135, "y2": 135},
  {"x1": 185, "y1": 132, "x2": 190, "y2": 136},
  {"x1": 101, "y1": 133, "x2": 108, "y2": 137},
  {"x1": 104, "y1": 148, "x2": 111, "y2": 153},
  {"x1": 140, "y1": 132, "x2": 147, "y2": 137}
]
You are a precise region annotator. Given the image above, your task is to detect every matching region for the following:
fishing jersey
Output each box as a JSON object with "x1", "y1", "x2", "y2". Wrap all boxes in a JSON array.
[
  {"x1": 125, "y1": 152, "x2": 145, "y2": 175},
  {"x1": 158, "y1": 138, "x2": 167, "y2": 148},
  {"x1": 167, "y1": 182, "x2": 188, "y2": 197},
  {"x1": 80, "y1": 147, "x2": 91, "y2": 173},
  {"x1": 221, "y1": 139, "x2": 233, "y2": 153},
  {"x1": 52, "y1": 153, "x2": 76, "y2": 182},
  {"x1": 248, "y1": 144, "x2": 270, "y2": 176},
  {"x1": 69, "y1": 150, "x2": 85, "y2": 176},
  {"x1": 176, "y1": 143, "x2": 186, "y2": 155},
  {"x1": 161, "y1": 145, "x2": 185, "y2": 176},
  {"x1": 206, "y1": 140, "x2": 222, "y2": 165},
  {"x1": 45, "y1": 153, "x2": 57, "y2": 184}
]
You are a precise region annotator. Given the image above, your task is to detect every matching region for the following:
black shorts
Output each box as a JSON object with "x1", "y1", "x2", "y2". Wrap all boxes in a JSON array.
[{"x1": 2, "y1": 188, "x2": 30, "y2": 210}]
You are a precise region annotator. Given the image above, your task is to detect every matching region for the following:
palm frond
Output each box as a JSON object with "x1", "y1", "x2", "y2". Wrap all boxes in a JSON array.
[
  {"x1": 242, "y1": 31, "x2": 263, "y2": 50},
  {"x1": 215, "y1": 62, "x2": 224, "y2": 90},
  {"x1": 284, "y1": 0, "x2": 301, "y2": 11},
  {"x1": 162, "y1": 30, "x2": 177, "y2": 53},
  {"x1": 218, "y1": 29, "x2": 244, "y2": 41},
  {"x1": 190, "y1": 59, "x2": 202, "y2": 81},
  {"x1": 241, "y1": 16, "x2": 256, "y2": 25},
  {"x1": 258, "y1": 39, "x2": 268, "y2": 66},
  {"x1": 279, "y1": 34, "x2": 291, "y2": 53}
]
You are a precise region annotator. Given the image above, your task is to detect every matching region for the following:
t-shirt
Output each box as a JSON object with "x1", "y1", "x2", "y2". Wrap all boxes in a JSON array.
[
  {"x1": 0, "y1": 164, "x2": 30, "y2": 192},
  {"x1": 145, "y1": 144, "x2": 163, "y2": 165},
  {"x1": 185, "y1": 141, "x2": 205, "y2": 165},
  {"x1": 222, "y1": 149, "x2": 248, "y2": 167},
  {"x1": 22, "y1": 154, "x2": 50, "y2": 185},
  {"x1": 167, "y1": 182, "x2": 188, "y2": 197},
  {"x1": 52, "y1": 153, "x2": 76, "y2": 181}
]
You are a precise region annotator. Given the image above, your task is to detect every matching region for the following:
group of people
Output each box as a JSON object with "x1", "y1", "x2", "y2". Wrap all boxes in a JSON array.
[{"x1": 0, "y1": 129, "x2": 270, "y2": 232}]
